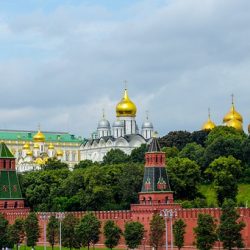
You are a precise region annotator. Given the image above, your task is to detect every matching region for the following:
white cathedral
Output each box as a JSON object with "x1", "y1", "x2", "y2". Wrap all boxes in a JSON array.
[{"x1": 80, "y1": 88, "x2": 155, "y2": 162}]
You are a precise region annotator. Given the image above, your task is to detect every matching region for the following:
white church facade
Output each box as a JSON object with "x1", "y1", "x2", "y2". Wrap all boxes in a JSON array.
[{"x1": 80, "y1": 89, "x2": 155, "y2": 162}]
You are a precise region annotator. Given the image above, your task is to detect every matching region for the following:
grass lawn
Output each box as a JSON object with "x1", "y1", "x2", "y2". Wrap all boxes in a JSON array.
[{"x1": 199, "y1": 183, "x2": 250, "y2": 206}]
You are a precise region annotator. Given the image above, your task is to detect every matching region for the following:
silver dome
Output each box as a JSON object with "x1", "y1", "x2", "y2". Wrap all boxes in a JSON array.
[
  {"x1": 142, "y1": 121, "x2": 153, "y2": 129},
  {"x1": 113, "y1": 120, "x2": 124, "y2": 127},
  {"x1": 98, "y1": 119, "x2": 111, "y2": 129}
]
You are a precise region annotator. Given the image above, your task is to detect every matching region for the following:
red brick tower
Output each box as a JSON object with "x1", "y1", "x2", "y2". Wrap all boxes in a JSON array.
[{"x1": 0, "y1": 142, "x2": 29, "y2": 212}]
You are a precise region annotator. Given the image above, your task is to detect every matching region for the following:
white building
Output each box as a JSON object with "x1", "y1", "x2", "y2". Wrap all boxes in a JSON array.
[{"x1": 80, "y1": 88, "x2": 155, "y2": 162}]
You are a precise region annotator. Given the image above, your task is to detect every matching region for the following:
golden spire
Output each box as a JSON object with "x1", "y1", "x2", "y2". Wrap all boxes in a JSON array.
[
  {"x1": 223, "y1": 94, "x2": 243, "y2": 123},
  {"x1": 116, "y1": 87, "x2": 137, "y2": 117},
  {"x1": 202, "y1": 108, "x2": 216, "y2": 130},
  {"x1": 33, "y1": 126, "x2": 46, "y2": 143}
]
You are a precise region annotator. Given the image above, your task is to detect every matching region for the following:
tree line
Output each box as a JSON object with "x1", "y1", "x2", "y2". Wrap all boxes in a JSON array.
[{"x1": 0, "y1": 199, "x2": 245, "y2": 250}]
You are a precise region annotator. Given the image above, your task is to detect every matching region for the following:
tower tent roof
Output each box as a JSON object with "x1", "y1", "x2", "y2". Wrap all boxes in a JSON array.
[
  {"x1": 0, "y1": 142, "x2": 15, "y2": 158},
  {"x1": 148, "y1": 138, "x2": 161, "y2": 152}
]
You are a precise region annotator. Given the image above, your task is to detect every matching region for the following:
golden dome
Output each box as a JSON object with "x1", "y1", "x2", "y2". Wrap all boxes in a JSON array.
[
  {"x1": 23, "y1": 143, "x2": 30, "y2": 150},
  {"x1": 35, "y1": 158, "x2": 45, "y2": 165},
  {"x1": 223, "y1": 95, "x2": 243, "y2": 123},
  {"x1": 33, "y1": 130, "x2": 46, "y2": 142},
  {"x1": 116, "y1": 89, "x2": 137, "y2": 117},
  {"x1": 226, "y1": 117, "x2": 243, "y2": 131},
  {"x1": 48, "y1": 143, "x2": 54, "y2": 150},
  {"x1": 202, "y1": 109, "x2": 216, "y2": 130},
  {"x1": 56, "y1": 149, "x2": 63, "y2": 156},
  {"x1": 26, "y1": 150, "x2": 33, "y2": 156},
  {"x1": 34, "y1": 143, "x2": 39, "y2": 149}
]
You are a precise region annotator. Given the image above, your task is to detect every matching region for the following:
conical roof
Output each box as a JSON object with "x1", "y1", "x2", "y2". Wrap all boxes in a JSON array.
[
  {"x1": 148, "y1": 137, "x2": 161, "y2": 152},
  {"x1": 0, "y1": 142, "x2": 15, "y2": 158}
]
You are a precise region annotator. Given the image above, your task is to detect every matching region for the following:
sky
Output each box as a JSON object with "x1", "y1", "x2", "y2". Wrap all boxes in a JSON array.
[{"x1": 0, "y1": 0, "x2": 250, "y2": 138}]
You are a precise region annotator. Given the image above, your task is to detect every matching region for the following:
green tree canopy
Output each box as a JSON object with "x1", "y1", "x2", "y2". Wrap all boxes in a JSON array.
[
  {"x1": 0, "y1": 213, "x2": 9, "y2": 249},
  {"x1": 47, "y1": 215, "x2": 59, "y2": 250},
  {"x1": 102, "y1": 149, "x2": 128, "y2": 165},
  {"x1": 194, "y1": 213, "x2": 217, "y2": 250},
  {"x1": 179, "y1": 142, "x2": 205, "y2": 166},
  {"x1": 129, "y1": 144, "x2": 148, "y2": 163},
  {"x1": 24, "y1": 212, "x2": 40, "y2": 248},
  {"x1": 149, "y1": 214, "x2": 165, "y2": 250},
  {"x1": 75, "y1": 213, "x2": 101, "y2": 250},
  {"x1": 124, "y1": 221, "x2": 144, "y2": 249},
  {"x1": 43, "y1": 158, "x2": 68, "y2": 170},
  {"x1": 159, "y1": 131, "x2": 192, "y2": 150},
  {"x1": 191, "y1": 130, "x2": 210, "y2": 147},
  {"x1": 103, "y1": 220, "x2": 122, "y2": 250},
  {"x1": 206, "y1": 156, "x2": 242, "y2": 206},
  {"x1": 173, "y1": 219, "x2": 186, "y2": 250},
  {"x1": 167, "y1": 157, "x2": 201, "y2": 199},
  {"x1": 74, "y1": 160, "x2": 97, "y2": 169},
  {"x1": 62, "y1": 214, "x2": 80, "y2": 250},
  {"x1": 161, "y1": 146, "x2": 179, "y2": 159},
  {"x1": 217, "y1": 199, "x2": 245, "y2": 250}
]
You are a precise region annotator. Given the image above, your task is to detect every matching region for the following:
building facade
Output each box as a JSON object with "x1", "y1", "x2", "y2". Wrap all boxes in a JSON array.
[{"x1": 80, "y1": 88, "x2": 155, "y2": 162}]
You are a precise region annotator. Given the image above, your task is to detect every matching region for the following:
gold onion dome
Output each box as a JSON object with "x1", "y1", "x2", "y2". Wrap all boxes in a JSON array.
[
  {"x1": 202, "y1": 109, "x2": 216, "y2": 130},
  {"x1": 33, "y1": 130, "x2": 46, "y2": 142},
  {"x1": 35, "y1": 158, "x2": 45, "y2": 165},
  {"x1": 48, "y1": 143, "x2": 54, "y2": 150},
  {"x1": 223, "y1": 95, "x2": 243, "y2": 123},
  {"x1": 226, "y1": 117, "x2": 243, "y2": 131},
  {"x1": 26, "y1": 149, "x2": 33, "y2": 156},
  {"x1": 23, "y1": 143, "x2": 30, "y2": 150},
  {"x1": 56, "y1": 149, "x2": 63, "y2": 156},
  {"x1": 116, "y1": 89, "x2": 137, "y2": 117},
  {"x1": 34, "y1": 143, "x2": 39, "y2": 149}
]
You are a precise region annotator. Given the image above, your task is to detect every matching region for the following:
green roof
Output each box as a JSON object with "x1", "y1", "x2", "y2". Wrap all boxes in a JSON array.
[
  {"x1": 0, "y1": 142, "x2": 15, "y2": 158},
  {"x1": 0, "y1": 129, "x2": 84, "y2": 143}
]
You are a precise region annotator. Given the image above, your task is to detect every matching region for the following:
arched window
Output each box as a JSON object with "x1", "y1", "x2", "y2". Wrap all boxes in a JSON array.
[{"x1": 149, "y1": 197, "x2": 152, "y2": 205}]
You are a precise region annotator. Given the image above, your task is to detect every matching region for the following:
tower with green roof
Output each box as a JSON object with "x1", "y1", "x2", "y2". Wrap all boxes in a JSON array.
[{"x1": 0, "y1": 142, "x2": 27, "y2": 210}]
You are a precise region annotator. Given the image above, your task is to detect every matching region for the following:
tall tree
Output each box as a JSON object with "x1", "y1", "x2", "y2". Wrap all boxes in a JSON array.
[
  {"x1": 173, "y1": 219, "x2": 186, "y2": 250},
  {"x1": 24, "y1": 212, "x2": 40, "y2": 249},
  {"x1": 217, "y1": 199, "x2": 245, "y2": 250},
  {"x1": 124, "y1": 221, "x2": 144, "y2": 249},
  {"x1": 43, "y1": 158, "x2": 68, "y2": 170},
  {"x1": 206, "y1": 156, "x2": 242, "y2": 206},
  {"x1": 75, "y1": 213, "x2": 101, "y2": 250},
  {"x1": 7, "y1": 218, "x2": 25, "y2": 250},
  {"x1": 167, "y1": 157, "x2": 201, "y2": 199},
  {"x1": 130, "y1": 144, "x2": 148, "y2": 163},
  {"x1": 47, "y1": 215, "x2": 59, "y2": 250},
  {"x1": 103, "y1": 220, "x2": 122, "y2": 250},
  {"x1": 149, "y1": 214, "x2": 165, "y2": 250},
  {"x1": 194, "y1": 213, "x2": 217, "y2": 250},
  {"x1": 102, "y1": 149, "x2": 128, "y2": 165},
  {"x1": 0, "y1": 213, "x2": 9, "y2": 249},
  {"x1": 62, "y1": 214, "x2": 80, "y2": 250}
]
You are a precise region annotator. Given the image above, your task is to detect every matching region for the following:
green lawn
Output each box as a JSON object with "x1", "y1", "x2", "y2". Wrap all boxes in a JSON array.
[{"x1": 199, "y1": 183, "x2": 250, "y2": 207}]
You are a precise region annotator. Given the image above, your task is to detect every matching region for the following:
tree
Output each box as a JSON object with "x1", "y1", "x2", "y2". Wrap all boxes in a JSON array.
[
  {"x1": 159, "y1": 131, "x2": 192, "y2": 150},
  {"x1": 206, "y1": 156, "x2": 242, "y2": 206},
  {"x1": 103, "y1": 220, "x2": 122, "y2": 250},
  {"x1": 173, "y1": 219, "x2": 186, "y2": 250},
  {"x1": 0, "y1": 213, "x2": 9, "y2": 249},
  {"x1": 62, "y1": 214, "x2": 80, "y2": 250},
  {"x1": 191, "y1": 130, "x2": 210, "y2": 147},
  {"x1": 7, "y1": 218, "x2": 25, "y2": 250},
  {"x1": 102, "y1": 149, "x2": 128, "y2": 165},
  {"x1": 130, "y1": 144, "x2": 148, "y2": 163},
  {"x1": 43, "y1": 158, "x2": 68, "y2": 170},
  {"x1": 75, "y1": 213, "x2": 101, "y2": 250},
  {"x1": 47, "y1": 215, "x2": 59, "y2": 250},
  {"x1": 161, "y1": 146, "x2": 179, "y2": 159},
  {"x1": 194, "y1": 213, "x2": 217, "y2": 250},
  {"x1": 24, "y1": 212, "x2": 40, "y2": 249},
  {"x1": 124, "y1": 221, "x2": 144, "y2": 249},
  {"x1": 179, "y1": 142, "x2": 205, "y2": 166},
  {"x1": 149, "y1": 214, "x2": 165, "y2": 250},
  {"x1": 217, "y1": 199, "x2": 245, "y2": 250},
  {"x1": 167, "y1": 157, "x2": 201, "y2": 199},
  {"x1": 74, "y1": 160, "x2": 96, "y2": 169}
]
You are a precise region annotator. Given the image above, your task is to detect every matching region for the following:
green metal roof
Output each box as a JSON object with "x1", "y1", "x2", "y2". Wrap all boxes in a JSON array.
[
  {"x1": 0, "y1": 142, "x2": 15, "y2": 158},
  {"x1": 0, "y1": 130, "x2": 84, "y2": 143}
]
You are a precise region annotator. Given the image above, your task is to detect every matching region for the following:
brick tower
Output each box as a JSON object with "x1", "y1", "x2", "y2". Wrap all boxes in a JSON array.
[
  {"x1": 0, "y1": 142, "x2": 28, "y2": 211},
  {"x1": 138, "y1": 136, "x2": 174, "y2": 205}
]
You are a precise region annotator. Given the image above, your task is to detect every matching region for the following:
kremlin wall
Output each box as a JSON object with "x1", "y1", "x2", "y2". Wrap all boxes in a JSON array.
[{"x1": 1, "y1": 136, "x2": 250, "y2": 249}]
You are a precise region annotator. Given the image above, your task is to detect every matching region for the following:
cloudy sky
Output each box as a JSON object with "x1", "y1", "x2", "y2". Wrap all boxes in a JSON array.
[{"x1": 0, "y1": 0, "x2": 250, "y2": 137}]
